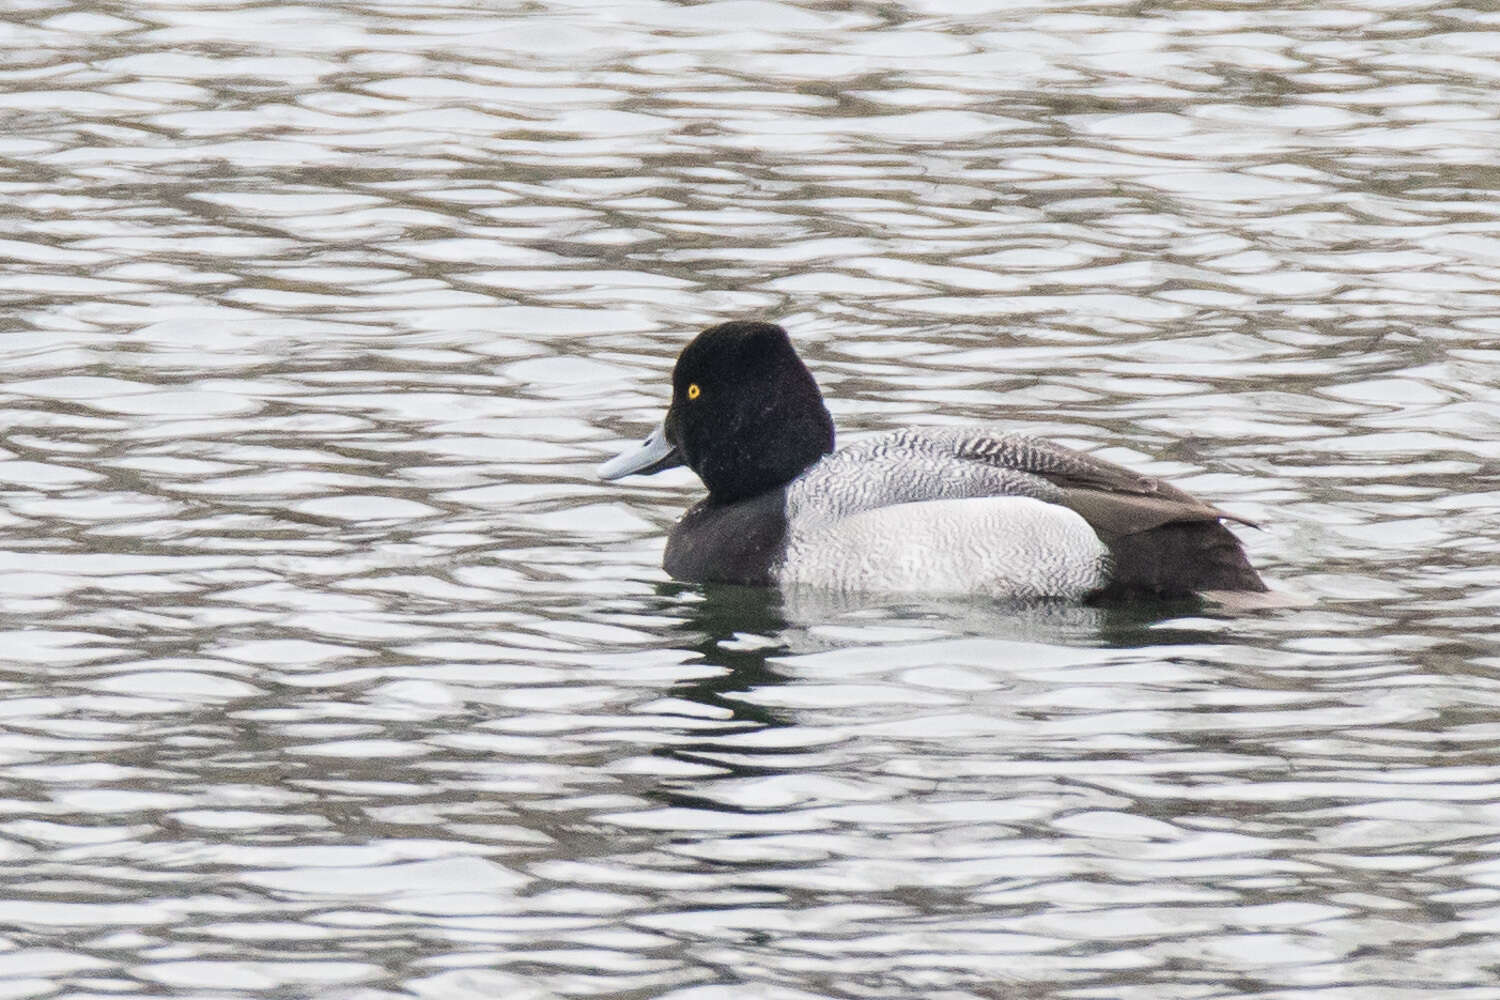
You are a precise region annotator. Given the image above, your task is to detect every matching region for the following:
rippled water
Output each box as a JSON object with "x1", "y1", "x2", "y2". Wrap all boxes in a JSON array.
[{"x1": 4, "y1": 1, "x2": 1500, "y2": 996}]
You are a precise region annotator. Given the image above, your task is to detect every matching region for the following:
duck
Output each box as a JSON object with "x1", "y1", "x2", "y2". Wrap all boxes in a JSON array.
[{"x1": 599, "y1": 320, "x2": 1266, "y2": 602}]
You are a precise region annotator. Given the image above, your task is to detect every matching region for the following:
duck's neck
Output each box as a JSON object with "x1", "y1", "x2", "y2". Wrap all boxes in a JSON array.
[{"x1": 702, "y1": 399, "x2": 834, "y2": 505}]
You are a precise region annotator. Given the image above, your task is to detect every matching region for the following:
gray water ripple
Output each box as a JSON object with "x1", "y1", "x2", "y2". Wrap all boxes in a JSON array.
[{"x1": 3, "y1": 0, "x2": 1500, "y2": 996}]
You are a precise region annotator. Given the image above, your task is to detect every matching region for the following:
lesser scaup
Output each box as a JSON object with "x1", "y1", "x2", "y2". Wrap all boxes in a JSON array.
[{"x1": 600, "y1": 321, "x2": 1266, "y2": 601}]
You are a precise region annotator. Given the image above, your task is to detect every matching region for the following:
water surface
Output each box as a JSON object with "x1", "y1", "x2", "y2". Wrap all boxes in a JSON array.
[{"x1": 3, "y1": 1, "x2": 1500, "y2": 997}]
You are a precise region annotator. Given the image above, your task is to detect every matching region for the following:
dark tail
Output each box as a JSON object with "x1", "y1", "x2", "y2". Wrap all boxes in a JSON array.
[{"x1": 1092, "y1": 520, "x2": 1267, "y2": 602}]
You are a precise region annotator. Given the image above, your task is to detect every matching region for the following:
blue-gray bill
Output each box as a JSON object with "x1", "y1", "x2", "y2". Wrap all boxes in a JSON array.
[{"x1": 598, "y1": 422, "x2": 682, "y2": 480}]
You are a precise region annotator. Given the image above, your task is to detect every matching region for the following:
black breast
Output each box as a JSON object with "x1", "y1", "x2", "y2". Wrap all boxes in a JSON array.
[{"x1": 663, "y1": 488, "x2": 790, "y2": 586}]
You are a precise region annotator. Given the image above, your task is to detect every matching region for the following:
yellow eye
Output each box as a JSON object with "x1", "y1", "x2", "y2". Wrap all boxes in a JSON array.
[{"x1": 687, "y1": 383, "x2": 701, "y2": 400}]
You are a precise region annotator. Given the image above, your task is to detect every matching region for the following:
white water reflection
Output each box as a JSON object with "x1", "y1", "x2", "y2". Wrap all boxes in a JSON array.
[{"x1": 3, "y1": 0, "x2": 1500, "y2": 996}]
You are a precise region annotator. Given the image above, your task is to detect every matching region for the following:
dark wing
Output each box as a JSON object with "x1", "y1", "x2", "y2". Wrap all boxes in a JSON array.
[
  {"x1": 936, "y1": 428, "x2": 1258, "y2": 535},
  {"x1": 896, "y1": 427, "x2": 1267, "y2": 596}
]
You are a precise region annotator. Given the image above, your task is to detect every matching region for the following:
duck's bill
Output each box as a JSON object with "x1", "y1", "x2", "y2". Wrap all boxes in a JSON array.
[{"x1": 598, "y1": 422, "x2": 683, "y2": 480}]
